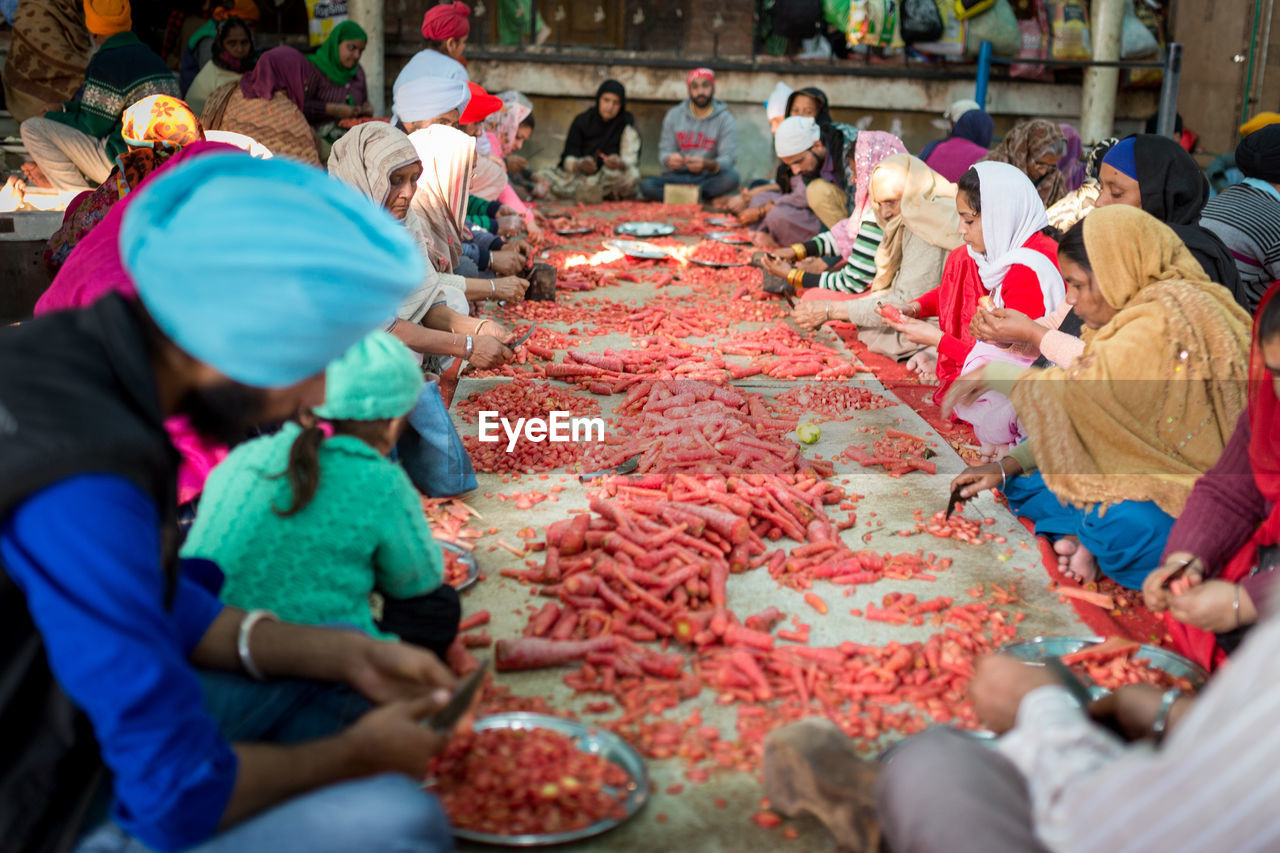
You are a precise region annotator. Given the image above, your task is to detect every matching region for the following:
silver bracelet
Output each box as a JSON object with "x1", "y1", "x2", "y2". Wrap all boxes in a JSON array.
[
  {"x1": 1150, "y1": 688, "x2": 1182, "y2": 744},
  {"x1": 1234, "y1": 584, "x2": 1242, "y2": 628},
  {"x1": 997, "y1": 457, "x2": 1009, "y2": 491},
  {"x1": 237, "y1": 609, "x2": 277, "y2": 681},
  {"x1": 490, "y1": 280, "x2": 496, "y2": 297},
  {"x1": 464, "y1": 335, "x2": 474, "y2": 360}
]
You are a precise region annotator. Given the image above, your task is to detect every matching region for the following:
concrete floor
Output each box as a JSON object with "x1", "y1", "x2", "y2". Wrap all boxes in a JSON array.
[{"x1": 446, "y1": 224, "x2": 1087, "y2": 851}]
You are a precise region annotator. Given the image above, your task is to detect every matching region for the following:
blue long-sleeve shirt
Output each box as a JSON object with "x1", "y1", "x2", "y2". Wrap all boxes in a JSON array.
[{"x1": 0, "y1": 474, "x2": 235, "y2": 852}]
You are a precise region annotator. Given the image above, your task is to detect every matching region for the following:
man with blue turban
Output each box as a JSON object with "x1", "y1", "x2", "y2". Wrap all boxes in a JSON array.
[{"x1": 0, "y1": 154, "x2": 457, "y2": 853}]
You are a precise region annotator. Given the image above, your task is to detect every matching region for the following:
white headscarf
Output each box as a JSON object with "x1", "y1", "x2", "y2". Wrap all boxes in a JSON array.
[
  {"x1": 766, "y1": 82, "x2": 793, "y2": 121},
  {"x1": 968, "y1": 161, "x2": 1065, "y2": 310},
  {"x1": 393, "y1": 76, "x2": 469, "y2": 124},
  {"x1": 775, "y1": 116, "x2": 820, "y2": 158},
  {"x1": 409, "y1": 124, "x2": 475, "y2": 272}
]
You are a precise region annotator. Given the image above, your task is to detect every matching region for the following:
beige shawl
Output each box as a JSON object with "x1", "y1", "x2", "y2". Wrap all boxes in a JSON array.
[{"x1": 870, "y1": 154, "x2": 964, "y2": 291}]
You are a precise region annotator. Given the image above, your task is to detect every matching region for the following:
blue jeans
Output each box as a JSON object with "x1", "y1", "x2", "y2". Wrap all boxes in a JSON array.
[
  {"x1": 74, "y1": 775, "x2": 452, "y2": 853},
  {"x1": 640, "y1": 167, "x2": 741, "y2": 200},
  {"x1": 74, "y1": 675, "x2": 452, "y2": 852},
  {"x1": 1004, "y1": 470, "x2": 1175, "y2": 589}
]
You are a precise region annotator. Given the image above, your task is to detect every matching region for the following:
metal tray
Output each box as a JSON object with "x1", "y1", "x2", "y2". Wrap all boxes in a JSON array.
[
  {"x1": 446, "y1": 712, "x2": 649, "y2": 847},
  {"x1": 689, "y1": 257, "x2": 748, "y2": 269},
  {"x1": 1000, "y1": 635, "x2": 1208, "y2": 695},
  {"x1": 603, "y1": 238, "x2": 670, "y2": 260},
  {"x1": 439, "y1": 540, "x2": 479, "y2": 591},
  {"x1": 704, "y1": 215, "x2": 735, "y2": 227},
  {"x1": 706, "y1": 230, "x2": 752, "y2": 245},
  {"x1": 553, "y1": 226, "x2": 593, "y2": 236},
  {"x1": 615, "y1": 221, "x2": 675, "y2": 238}
]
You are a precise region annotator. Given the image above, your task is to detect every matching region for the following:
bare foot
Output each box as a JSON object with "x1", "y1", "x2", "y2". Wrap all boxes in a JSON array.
[
  {"x1": 751, "y1": 229, "x2": 779, "y2": 249},
  {"x1": 20, "y1": 162, "x2": 53, "y2": 189},
  {"x1": 1054, "y1": 536, "x2": 1099, "y2": 585}
]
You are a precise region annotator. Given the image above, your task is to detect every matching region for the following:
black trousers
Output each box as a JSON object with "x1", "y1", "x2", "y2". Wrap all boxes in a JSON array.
[{"x1": 377, "y1": 585, "x2": 461, "y2": 660}]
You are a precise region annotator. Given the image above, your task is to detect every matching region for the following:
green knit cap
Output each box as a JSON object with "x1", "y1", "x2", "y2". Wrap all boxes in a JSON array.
[{"x1": 314, "y1": 331, "x2": 423, "y2": 420}]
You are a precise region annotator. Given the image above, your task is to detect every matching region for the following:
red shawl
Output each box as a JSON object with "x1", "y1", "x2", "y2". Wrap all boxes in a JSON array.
[
  {"x1": 930, "y1": 246, "x2": 987, "y2": 407},
  {"x1": 1168, "y1": 281, "x2": 1280, "y2": 670}
]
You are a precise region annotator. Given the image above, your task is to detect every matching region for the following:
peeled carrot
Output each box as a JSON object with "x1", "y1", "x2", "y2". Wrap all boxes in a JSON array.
[
  {"x1": 1053, "y1": 585, "x2": 1116, "y2": 610},
  {"x1": 803, "y1": 593, "x2": 829, "y2": 615},
  {"x1": 458, "y1": 611, "x2": 491, "y2": 632},
  {"x1": 495, "y1": 636, "x2": 618, "y2": 671}
]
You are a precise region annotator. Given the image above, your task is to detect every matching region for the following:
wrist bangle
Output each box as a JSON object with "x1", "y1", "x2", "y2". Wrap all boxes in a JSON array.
[
  {"x1": 997, "y1": 457, "x2": 1009, "y2": 491},
  {"x1": 791, "y1": 243, "x2": 807, "y2": 261},
  {"x1": 1150, "y1": 688, "x2": 1181, "y2": 744},
  {"x1": 464, "y1": 335, "x2": 474, "y2": 359},
  {"x1": 1234, "y1": 584, "x2": 1242, "y2": 628},
  {"x1": 475, "y1": 319, "x2": 491, "y2": 335},
  {"x1": 824, "y1": 303, "x2": 831, "y2": 322},
  {"x1": 237, "y1": 609, "x2": 277, "y2": 681},
  {"x1": 490, "y1": 280, "x2": 496, "y2": 297}
]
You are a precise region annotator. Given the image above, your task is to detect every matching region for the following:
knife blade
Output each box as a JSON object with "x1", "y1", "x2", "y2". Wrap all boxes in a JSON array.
[
  {"x1": 423, "y1": 659, "x2": 488, "y2": 735},
  {"x1": 508, "y1": 324, "x2": 536, "y2": 349},
  {"x1": 944, "y1": 484, "x2": 965, "y2": 520},
  {"x1": 578, "y1": 453, "x2": 641, "y2": 482},
  {"x1": 1042, "y1": 656, "x2": 1097, "y2": 708}
]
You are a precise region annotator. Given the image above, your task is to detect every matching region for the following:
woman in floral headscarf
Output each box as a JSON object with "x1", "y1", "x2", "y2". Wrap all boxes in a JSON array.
[
  {"x1": 983, "y1": 118, "x2": 1068, "y2": 207},
  {"x1": 44, "y1": 94, "x2": 204, "y2": 275},
  {"x1": 758, "y1": 130, "x2": 908, "y2": 295}
]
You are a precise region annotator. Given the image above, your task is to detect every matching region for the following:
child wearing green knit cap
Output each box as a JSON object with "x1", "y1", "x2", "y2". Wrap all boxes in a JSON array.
[{"x1": 182, "y1": 332, "x2": 461, "y2": 657}]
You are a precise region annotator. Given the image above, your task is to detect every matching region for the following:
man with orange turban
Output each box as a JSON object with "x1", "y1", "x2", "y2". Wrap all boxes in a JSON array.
[
  {"x1": 393, "y1": 1, "x2": 470, "y2": 104},
  {"x1": 20, "y1": 0, "x2": 179, "y2": 190}
]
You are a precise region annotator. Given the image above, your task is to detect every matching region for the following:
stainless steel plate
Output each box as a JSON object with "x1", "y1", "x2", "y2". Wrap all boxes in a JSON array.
[
  {"x1": 704, "y1": 215, "x2": 735, "y2": 227},
  {"x1": 1000, "y1": 635, "x2": 1207, "y2": 694},
  {"x1": 706, "y1": 230, "x2": 752, "y2": 245},
  {"x1": 615, "y1": 221, "x2": 675, "y2": 238},
  {"x1": 688, "y1": 257, "x2": 747, "y2": 269},
  {"x1": 553, "y1": 227, "x2": 593, "y2": 235},
  {"x1": 603, "y1": 238, "x2": 669, "y2": 260},
  {"x1": 439, "y1": 540, "x2": 479, "y2": 591},
  {"x1": 444, "y1": 712, "x2": 650, "y2": 847}
]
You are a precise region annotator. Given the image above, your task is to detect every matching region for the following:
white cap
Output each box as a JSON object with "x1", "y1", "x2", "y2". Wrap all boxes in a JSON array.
[
  {"x1": 943, "y1": 98, "x2": 981, "y2": 123},
  {"x1": 765, "y1": 81, "x2": 793, "y2": 121},
  {"x1": 775, "y1": 115, "x2": 821, "y2": 158}
]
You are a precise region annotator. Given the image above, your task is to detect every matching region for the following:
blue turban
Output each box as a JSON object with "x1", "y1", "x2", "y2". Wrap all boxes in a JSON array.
[
  {"x1": 1101, "y1": 136, "x2": 1138, "y2": 181},
  {"x1": 120, "y1": 154, "x2": 423, "y2": 388}
]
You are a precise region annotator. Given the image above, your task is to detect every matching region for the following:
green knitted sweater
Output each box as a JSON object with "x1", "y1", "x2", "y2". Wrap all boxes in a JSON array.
[{"x1": 182, "y1": 423, "x2": 443, "y2": 640}]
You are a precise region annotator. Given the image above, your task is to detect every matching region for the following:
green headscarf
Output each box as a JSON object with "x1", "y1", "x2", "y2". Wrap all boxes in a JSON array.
[{"x1": 307, "y1": 20, "x2": 367, "y2": 86}]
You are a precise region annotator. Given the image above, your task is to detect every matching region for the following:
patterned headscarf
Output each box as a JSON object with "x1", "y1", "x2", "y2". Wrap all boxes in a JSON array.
[
  {"x1": 983, "y1": 118, "x2": 1068, "y2": 207},
  {"x1": 849, "y1": 131, "x2": 908, "y2": 223},
  {"x1": 328, "y1": 122, "x2": 419, "y2": 209},
  {"x1": 483, "y1": 91, "x2": 532, "y2": 157},
  {"x1": 121, "y1": 95, "x2": 205, "y2": 152}
]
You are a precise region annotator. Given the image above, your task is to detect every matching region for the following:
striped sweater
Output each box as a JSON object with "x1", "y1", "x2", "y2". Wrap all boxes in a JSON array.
[
  {"x1": 799, "y1": 214, "x2": 885, "y2": 294},
  {"x1": 46, "y1": 32, "x2": 179, "y2": 159},
  {"x1": 1200, "y1": 180, "x2": 1280, "y2": 314}
]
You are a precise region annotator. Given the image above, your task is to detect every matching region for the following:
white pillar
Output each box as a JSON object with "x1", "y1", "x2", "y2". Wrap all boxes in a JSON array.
[
  {"x1": 349, "y1": 0, "x2": 385, "y2": 115},
  {"x1": 1080, "y1": 0, "x2": 1125, "y2": 144}
]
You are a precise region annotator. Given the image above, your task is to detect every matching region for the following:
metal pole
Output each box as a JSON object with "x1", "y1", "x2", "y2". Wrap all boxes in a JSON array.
[
  {"x1": 530, "y1": 0, "x2": 538, "y2": 43},
  {"x1": 1155, "y1": 43, "x2": 1183, "y2": 138},
  {"x1": 974, "y1": 41, "x2": 992, "y2": 108},
  {"x1": 1080, "y1": 0, "x2": 1125, "y2": 144},
  {"x1": 348, "y1": 0, "x2": 385, "y2": 115}
]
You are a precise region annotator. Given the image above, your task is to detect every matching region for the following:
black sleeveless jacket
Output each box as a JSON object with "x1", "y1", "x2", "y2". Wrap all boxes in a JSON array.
[{"x1": 0, "y1": 295, "x2": 179, "y2": 853}]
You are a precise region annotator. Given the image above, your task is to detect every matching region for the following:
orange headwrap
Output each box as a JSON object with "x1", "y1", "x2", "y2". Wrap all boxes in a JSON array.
[
  {"x1": 122, "y1": 95, "x2": 205, "y2": 152},
  {"x1": 83, "y1": 0, "x2": 131, "y2": 36},
  {"x1": 212, "y1": 0, "x2": 261, "y2": 24}
]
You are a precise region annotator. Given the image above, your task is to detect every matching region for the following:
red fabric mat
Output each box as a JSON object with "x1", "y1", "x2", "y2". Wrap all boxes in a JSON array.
[{"x1": 831, "y1": 322, "x2": 1171, "y2": 646}]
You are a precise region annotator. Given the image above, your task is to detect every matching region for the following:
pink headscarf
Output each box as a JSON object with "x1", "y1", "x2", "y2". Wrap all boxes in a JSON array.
[
  {"x1": 36, "y1": 140, "x2": 245, "y2": 504},
  {"x1": 830, "y1": 130, "x2": 908, "y2": 258}
]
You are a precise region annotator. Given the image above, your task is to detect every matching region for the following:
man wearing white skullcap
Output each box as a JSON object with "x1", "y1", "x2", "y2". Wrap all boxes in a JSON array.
[{"x1": 393, "y1": 75, "x2": 469, "y2": 132}]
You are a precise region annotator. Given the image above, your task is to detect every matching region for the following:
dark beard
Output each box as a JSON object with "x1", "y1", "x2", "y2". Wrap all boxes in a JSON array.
[
  {"x1": 692, "y1": 94, "x2": 712, "y2": 109},
  {"x1": 180, "y1": 381, "x2": 274, "y2": 447}
]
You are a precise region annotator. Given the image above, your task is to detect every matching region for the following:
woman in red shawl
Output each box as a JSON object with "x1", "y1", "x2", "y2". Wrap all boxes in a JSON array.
[
  {"x1": 35, "y1": 140, "x2": 248, "y2": 507},
  {"x1": 200, "y1": 46, "x2": 320, "y2": 164},
  {"x1": 1145, "y1": 282, "x2": 1280, "y2": 670}
]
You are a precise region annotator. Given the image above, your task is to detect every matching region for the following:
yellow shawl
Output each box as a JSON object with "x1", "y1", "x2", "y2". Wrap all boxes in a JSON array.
[
  {"x1": 870, "y1": 154, "x2": 964, "y2": 292},
  {"x1": 1010, "y1": 206, "x2": 1252, "y2": 515}
]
